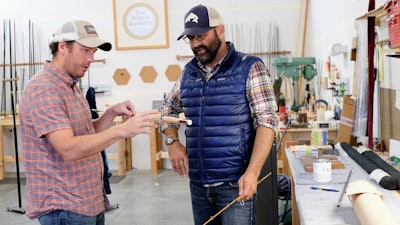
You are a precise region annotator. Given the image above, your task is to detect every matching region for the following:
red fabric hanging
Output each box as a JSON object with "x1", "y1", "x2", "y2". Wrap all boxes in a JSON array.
[{"x1": 367, "y1": 0, "x2": 375, "y2": 149}]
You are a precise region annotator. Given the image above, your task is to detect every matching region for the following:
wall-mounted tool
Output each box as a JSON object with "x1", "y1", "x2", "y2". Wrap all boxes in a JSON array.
[{"x1": 273, "y1": 57, "x2": 316, "y2": 111}]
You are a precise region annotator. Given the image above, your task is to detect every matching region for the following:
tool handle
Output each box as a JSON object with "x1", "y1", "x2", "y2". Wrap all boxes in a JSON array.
[
  {"x1": 162, "y1": 116, "x2": 192, "y2": 125},
  {"x1": 337, "y1": 170, "x2": 352, "y2": 207}
]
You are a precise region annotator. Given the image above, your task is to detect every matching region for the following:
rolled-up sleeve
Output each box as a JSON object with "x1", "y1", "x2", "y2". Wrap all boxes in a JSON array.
[
  {"x1": 246, "y1": 61, "x2": 279, "y2": 132},
  {"x1": 160, "y1": 77, "x2": 184, "y2": 132}
]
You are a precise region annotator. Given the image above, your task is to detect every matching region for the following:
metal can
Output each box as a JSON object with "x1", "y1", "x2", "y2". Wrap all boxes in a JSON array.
[{"x1": 313, "y1": 159, "x2": 332, "y2": 182}]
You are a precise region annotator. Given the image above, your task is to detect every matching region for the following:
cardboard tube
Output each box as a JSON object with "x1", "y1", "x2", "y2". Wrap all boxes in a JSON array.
[{"x1": 347, "y1": 180, "x2": 398, "y2": 225}]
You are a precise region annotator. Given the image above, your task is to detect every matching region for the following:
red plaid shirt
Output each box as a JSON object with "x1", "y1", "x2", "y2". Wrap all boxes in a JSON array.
[{"x1": 20, "y1": 62, "x2": 108, "y2": 219}]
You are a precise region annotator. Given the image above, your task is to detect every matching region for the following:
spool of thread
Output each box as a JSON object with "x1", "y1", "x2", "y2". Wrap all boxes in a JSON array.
[{"x1": 313, "y1": 159, "x2": 332, "y2": 182}]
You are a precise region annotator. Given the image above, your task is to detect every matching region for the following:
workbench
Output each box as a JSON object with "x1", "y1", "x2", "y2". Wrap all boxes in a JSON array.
[
  {"x1": 283, "y1": 146, "x2": 400, "y2": 225},
  {"x1": 0, "y1": 116, "x2": 132, "y2": 180}
]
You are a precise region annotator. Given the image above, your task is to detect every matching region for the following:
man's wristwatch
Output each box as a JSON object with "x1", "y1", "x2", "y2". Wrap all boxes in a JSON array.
[{"x1": 165, "y1": 135, "x2": 179, "y2": 145}]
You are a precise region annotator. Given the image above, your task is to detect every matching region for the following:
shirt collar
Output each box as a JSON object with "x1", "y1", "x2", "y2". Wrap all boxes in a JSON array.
[
  {"x1": 197, "y1": 54, "x2": 225, "y2": 77},
  {"x1": 45, "y1": 62, "x2": 79, "y2": 87}
]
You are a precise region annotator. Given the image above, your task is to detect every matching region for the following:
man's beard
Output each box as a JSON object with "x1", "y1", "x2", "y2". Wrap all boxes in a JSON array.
[{"x1": 192, "y1": 32, "x2": 221, "y2": 65}]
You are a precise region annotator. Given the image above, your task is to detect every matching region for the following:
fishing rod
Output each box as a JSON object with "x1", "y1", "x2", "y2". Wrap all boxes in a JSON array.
[
  {"x1": 6, "y1": 18, "x2": 25, "y2": 214},
  {"x1": 20, "y1": 31, "x2": 25, "y2": 93},
  {"x1": 13, "y1": 19, "x2": 19, "y2": 107},
  {"x1": 276, "y1": 116, "x2": 292, "y2": 153},
  {"x1": 28, "y1": 20, "x2": 32, "y2": 79},
  {"x1": 203, "y1": 172, "x2": 272, "y2": 225},
  {"x1": 1, "y1": 19, "x2": 7, "y2": 117},
  {"x1": 31, "y1": 22, "x2": 35, "y2": 76}
]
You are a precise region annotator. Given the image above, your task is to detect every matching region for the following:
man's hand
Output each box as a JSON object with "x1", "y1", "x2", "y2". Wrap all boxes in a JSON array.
[
  {"x1": 237, "y1": 172, "x2": 259, "y2": 201},
  {"x1": 119, "y1": 109, "x2": 161, "y2": 138},
  {"x1": 168, "y1": 142, "x2": 188, "y2": 178},
  {"x1": 108, "y1": 100, "x2": 136, "y2": 118}
]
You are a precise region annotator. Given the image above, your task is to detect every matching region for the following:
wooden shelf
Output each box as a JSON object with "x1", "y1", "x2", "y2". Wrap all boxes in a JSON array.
[
  {"x1": 358, "y1": 4, "x2": 400, "y2": 54},
  {"x1": 356, "y1": 4, "x2": 387, "y2": 20}
]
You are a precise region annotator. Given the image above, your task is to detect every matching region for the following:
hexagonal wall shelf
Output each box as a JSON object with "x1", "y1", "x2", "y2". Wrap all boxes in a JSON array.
[
  {"x1": 113, "y1": 68, "x2": 131, "y2": 85},
  {"x1": 165, "y1": 64, "x2": 182, "y2": 82},
  {"x1": 139, "y1": 66, "x2": 158, "y2": 83}
]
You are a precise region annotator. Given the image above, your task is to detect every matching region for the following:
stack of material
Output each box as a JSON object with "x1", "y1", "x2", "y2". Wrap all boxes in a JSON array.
[{"x1": 300, "y1": 155, "x2": 345, "y2": 172}]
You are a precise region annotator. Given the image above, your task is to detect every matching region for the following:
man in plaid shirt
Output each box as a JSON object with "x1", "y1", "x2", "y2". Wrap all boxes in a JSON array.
[
  {"x1": 161, "y1": 5, "x2": 278, "y2": 225},
  {"x1": 20, "y1": 20, "x2": 160, "y2": 225}
]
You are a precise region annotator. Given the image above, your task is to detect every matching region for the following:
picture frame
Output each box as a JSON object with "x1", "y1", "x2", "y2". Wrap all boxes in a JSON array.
[{"x1": 113, "y1": 0, "x2": 169, "y2": 50}]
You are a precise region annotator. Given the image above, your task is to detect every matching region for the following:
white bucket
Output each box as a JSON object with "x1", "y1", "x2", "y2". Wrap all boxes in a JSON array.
[{"x1": 313, "y1": 159, "x2": 332, "y2": 182}]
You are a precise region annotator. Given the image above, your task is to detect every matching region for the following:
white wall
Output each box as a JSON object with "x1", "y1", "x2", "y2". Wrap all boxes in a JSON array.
[{"x1": 306, "y1": 0, "x2": 369, "y2": 98}]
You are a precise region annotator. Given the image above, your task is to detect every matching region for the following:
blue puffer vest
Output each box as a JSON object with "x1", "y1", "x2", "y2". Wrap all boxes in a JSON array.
[{"x1": 180, "y1": 43, "x2": 261, "y2": 184}]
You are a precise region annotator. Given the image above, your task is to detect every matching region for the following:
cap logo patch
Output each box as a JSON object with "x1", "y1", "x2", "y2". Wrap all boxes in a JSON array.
[
  {"x1": 84, "y1": 25, "x2": 97, "y2": 34},
  {"x1": 185, "y1": 13, "x2": 199, "y2": 24}
]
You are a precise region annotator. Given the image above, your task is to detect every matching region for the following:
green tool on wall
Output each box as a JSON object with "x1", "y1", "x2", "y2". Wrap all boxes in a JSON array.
[{"x1": 272, "y1": 57, "x2": 316, "y2": 111}]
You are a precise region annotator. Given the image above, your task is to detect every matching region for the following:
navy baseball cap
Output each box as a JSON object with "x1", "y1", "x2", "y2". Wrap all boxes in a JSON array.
[{"x1": 177, "y1": 5, "x2": 223, "y2": 41}]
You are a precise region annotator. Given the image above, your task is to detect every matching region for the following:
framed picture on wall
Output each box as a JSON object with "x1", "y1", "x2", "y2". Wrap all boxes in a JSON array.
[{"x1": 113, "y1": 0, "x2": 169, "y2": 50}]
